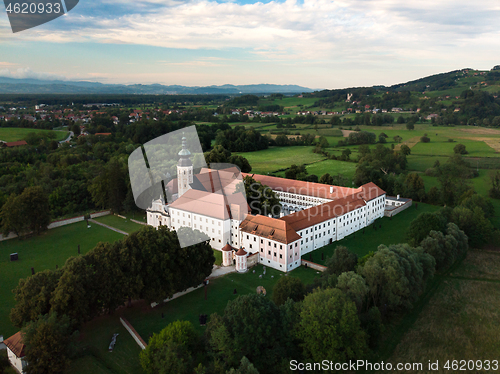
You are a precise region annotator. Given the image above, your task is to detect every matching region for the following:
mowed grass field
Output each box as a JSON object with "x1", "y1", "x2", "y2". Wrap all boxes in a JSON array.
[
  {"x1": 387, "y1": 250, "x2": 500, "y2": 373},
  {"x1": 67, "y1": 264, "x2": 320, "y2": 374},
  {"x1": 0, "y1": 221, "x2": 125, "y2": 338},
  {"x1": 122, "y1": 264, "x2": 319, "y2": 338},
  {"x1": 0, "y1": 127, "x2": 69, "y2": 142},
  {"x1": 307, "y1": 203, "x2": 441, "y2": 264},
  {"x1": 67, "y1": 316, "x2": 144, "y2": 374},
  {"x1": 93, "y1": 215, "x2": 145, "y2": 234}
]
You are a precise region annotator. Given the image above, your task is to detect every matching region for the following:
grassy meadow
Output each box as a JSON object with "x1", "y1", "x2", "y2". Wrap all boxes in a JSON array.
[
  {"x1": 0, "y1": 127, "x2": 69, "y2": 142},
  {"x1": 387, "y1": 250, "x2": 500, "y2": 373},
  {"x1": 0, "y1": 221, "x2": 125, "y2": 338},
  {"x1": 236, "y1": 146, "x2": 326, "y2": 174}
]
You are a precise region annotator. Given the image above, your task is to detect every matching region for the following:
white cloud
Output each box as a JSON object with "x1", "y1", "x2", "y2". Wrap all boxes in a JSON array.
[
  {"x1": 0, "y1": 67, "x2": 68, "y2": 80},
  {"x1": 1, "y1": 0, "x2": 499, "y2": 87},
  {"x1": 22, "y1": 0, "x2": 498, "y2": 62}
]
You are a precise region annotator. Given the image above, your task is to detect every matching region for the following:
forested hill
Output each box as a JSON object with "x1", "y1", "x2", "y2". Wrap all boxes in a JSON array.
[
  {"x1": 307, "y1": 66, "x2": 500, "y2": 101},
  {"x1": 307, "y1": 66, "x2": 500, "y2": 116},
  {"x1": 0, "y1": 77, "x2": 313, "y2": 94}
]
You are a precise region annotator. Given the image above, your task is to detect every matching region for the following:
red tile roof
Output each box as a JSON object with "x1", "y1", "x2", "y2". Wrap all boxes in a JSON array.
[
  {"x1": 239, "y1": 215, "x2": 301, "y2": 244},
  {"x1": 222, "y1": 242, "x2": 235, "y2": 252},
  {"x1": 360, "y1": 182, "x2": 386, "y2": 201},
  {"x1": 236, "y1": 247, "x2": 247, "y2": 256},
  {"x1": 280, "y1": 194, "x2": 367, "y2": 231},
  {"x1": 4, "y1": 331, "x2": 25, "y2": 358},
  {"x1": 4, "y1": 140, "x2": 28, "y2": 147},
  {"x1": 242, "y1": 173, "x2": 360, "y2": 200}
]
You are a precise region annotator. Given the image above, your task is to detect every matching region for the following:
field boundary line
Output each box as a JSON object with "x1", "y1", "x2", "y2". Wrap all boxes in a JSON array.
[{"x1": 89, "y1": 219, "x2": 128, "y2": 236}]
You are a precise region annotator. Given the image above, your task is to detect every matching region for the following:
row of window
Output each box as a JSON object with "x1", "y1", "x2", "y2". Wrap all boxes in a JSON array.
[
  {"x1": 173, "y1": 210, "x2": 222, "y2": 226},
  {"x1": 246, "y1": 235, "x2": 298, "y2": 249}
]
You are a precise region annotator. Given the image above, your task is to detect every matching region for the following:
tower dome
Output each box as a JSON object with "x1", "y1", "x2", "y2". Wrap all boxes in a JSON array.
[{"x1": 178, "y1": 136, "x2": 192, "y2": 167}]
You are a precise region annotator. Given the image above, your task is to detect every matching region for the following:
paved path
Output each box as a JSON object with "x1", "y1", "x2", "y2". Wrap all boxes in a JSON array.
[
  {"x1": 209, "y1": 265, "x2": 236, "y2": 279},
  {"x1": 59, "y1": 131, "x2": 74, "y2": 144},
  {"x1": 89, "y1": 219, "x2": 129, "y2": 236}
]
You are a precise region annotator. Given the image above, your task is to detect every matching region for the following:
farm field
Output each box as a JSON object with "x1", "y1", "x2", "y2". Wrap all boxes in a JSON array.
[
  {"x1": 0, "y1": 127, "x2": 69, "y2": 142},
  {"x1": 387, "y1": 250, "x2": 500, "y2": 372},
  {"x1": 0, "y1": 221, "x2": 125, "y2": 338},
  {"x1": 272, "y1": 158, "x2": 357, "y2": 181},
  {"x1": 421, "y1": 169, "x2": 500, "y2": 228},
  {"x1": 236, "y1": 146, "x2": 326, "y2": 174},
  {"x1": 411, "y1": 138, "x2": 499, "y2": 157}
]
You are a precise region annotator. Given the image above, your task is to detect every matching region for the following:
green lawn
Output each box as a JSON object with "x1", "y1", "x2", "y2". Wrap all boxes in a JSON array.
[
  {"x1": 213, "y1": 249, "x2": 222, "y2": 265},
  {"x1": 0, "y1": 127, "x2": 69, "y2": 142},
  {"x1": 305, "y1": 159, "x2": 357, "y2": 180},
  {"x1": 122, "y1": 264, "x2": 319, "y2": 339},
  {"x1": 67, "y1": 316, "x2": 144, "y2": 374},
  {"x1": 306, "y1": 203, "x2": 441, "y2": 264},
  {"x1": 0, "y1": 221, "x2": 125, "y2": 338},
  {"x1": 67, "y1": 264, "x2": 319, "y2": 374},
  {"x1": 406, "y1": 155, "x2": 448, "y2": 172},
  {"x1": 93, "y1": 215, "x2": 145, "y2": 234},
  {"x1": 236, "y1": 146, "x2": 325, "y2": 174}
]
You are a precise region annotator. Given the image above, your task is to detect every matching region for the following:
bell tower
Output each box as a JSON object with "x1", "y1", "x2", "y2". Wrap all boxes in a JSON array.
[{"x1": 177, "y1": 136, "x2": 193, "y2": 198}]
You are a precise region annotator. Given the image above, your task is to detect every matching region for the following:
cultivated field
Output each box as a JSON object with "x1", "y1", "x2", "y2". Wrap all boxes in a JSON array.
[
  {"x1": 235, "y1": 146, "x2": 326, "y2": 174},
  {"x1": 388, "y1": 250, "x2": 500, "y2": 373}
]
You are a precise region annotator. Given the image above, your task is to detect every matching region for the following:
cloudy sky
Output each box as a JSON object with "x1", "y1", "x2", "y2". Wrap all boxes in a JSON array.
[{"x1": 1, "y1": 0, "x2": 499, "y2": 89}]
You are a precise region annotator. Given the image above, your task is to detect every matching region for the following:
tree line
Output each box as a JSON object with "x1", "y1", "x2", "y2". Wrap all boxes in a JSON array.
[
  {"x1": 139, "y1": 218, "x2": 469, "y2": 374},
  {"x1": 13, "y1": 226, "x2": 214, "y2": 374}
]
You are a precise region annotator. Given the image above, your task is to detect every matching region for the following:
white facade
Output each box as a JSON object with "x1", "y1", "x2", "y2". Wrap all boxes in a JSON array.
[
  {"x1": 240, "y1": 233, "x2": 301, "y2": 272},
  {"x1": 177, "y1": 165, "x2": 193, "y2": 198},
  {"x1": 7, "y1": 347, "x2": 27, "y2": 374},
  {"x1": 169, "y1": 207, "x2": 231, "y2": 250},
  {"x1": 365, "y1": 195, "x2": 386, "y2": 225}
]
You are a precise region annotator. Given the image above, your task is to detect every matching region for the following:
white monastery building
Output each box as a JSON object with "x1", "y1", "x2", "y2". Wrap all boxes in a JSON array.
[{"x1": 147, "y1": 138, "x2": 386, "y2": 273}]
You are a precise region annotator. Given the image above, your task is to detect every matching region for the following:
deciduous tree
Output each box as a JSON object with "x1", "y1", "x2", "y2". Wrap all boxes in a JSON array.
[
  {"x1": 140, "y1": 321, "x2": 199, "y2": 374},
  {"x1": 297, "y1": 288, "x2": 368, "y2": 363},
  {"x1": 22, "y1": 313, "x2": 73, "y2": 374},
  {"x1": 272, "y1": 276, "x2": 305, "y2": 306}
]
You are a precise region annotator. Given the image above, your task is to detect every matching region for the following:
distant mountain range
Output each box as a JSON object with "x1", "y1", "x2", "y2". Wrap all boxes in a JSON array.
[{"x1": 0, "y1": 77, "x2": 314, "y2": 94}]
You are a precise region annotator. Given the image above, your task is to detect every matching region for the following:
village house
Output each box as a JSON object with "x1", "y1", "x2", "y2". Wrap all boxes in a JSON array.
[{"x1": 4, "y1": 331, "x2": 27, "y2": 374}]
